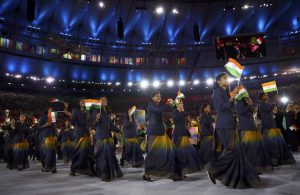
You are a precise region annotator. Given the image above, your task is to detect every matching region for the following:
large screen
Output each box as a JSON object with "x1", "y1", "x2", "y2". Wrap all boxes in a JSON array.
[{"x1": 215, "y1": 34, "x2": 266, "y2": 61}]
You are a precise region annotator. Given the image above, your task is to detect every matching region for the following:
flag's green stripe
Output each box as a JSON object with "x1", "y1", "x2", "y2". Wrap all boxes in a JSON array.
[
  {"x1": 225, "y1": 66, "x2": 242, "y2": 78},
  {"x1": 263, "y1": 88, "x2": 277, "y2": 93}
]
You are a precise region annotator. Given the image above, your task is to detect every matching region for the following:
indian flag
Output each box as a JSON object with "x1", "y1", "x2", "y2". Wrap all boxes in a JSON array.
[
  {"x1": 49, "y1": 98, "x2": 61, "y2": 103},
  {"x1": 84, "y1": 99, "x2": 101, "y2": 110},
  {"x1": 235, "y1": 85, "x2": 249, "y2": 101},
  {"x1": 176, "y1": 90, "x2": 185, "y2": 99},
  {"x1": 48, "y1": 112, "x2": 57, "y2": 123},
  {"x1": 224, "y1": 58, "x2": 244, "y2": 78},
  {"x1": 262, "y1": 81, "x2": 277, "y2": 93},
  {"x1": 129, "y1": 106, "x2": 136, "y2": 116},
  {"x1": 5, "y1": 117, "x2": 11, "y2": 124},
  {"x1": 4, "y1": 109, "x2": 10, "y2": 117},
  {"x1": 32, "y1": 117, "x2": 39, "y2": 124}
]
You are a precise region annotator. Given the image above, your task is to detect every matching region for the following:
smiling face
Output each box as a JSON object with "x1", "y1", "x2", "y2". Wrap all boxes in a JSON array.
[{"x1": 152, "y1": 93, "x2": 161, "y2": 104}]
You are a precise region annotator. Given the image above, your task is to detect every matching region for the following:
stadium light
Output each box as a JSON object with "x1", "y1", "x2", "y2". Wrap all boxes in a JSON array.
[
  {"x1": 179, "y1": 80, "x2": 185, "y2": 86},
  {"x1": 193, "y1": 79, "x2": 200, "y2": 85},
  {"x1": 46, "y1": 77, "x2": 55, "y2": 84},
  {"x1": 140, "y1": 80, "x2": 149, "y2": 89},
  {"x1": 127, "y1": 82, "x2": 133, "y2": 87},
  {"x1": 99, "y1": 1, "x2": 105, "y2": 8},
  {"x1": 152, "y1": 80, "x2": 160, "y2": 88},
  {"x1": 280, "y1": 96, "x2": 289, "y2": 104},
  {"x1": 155, "y1": 6, "x2": 164, "y2": 14},
  {"x1": 167, "y1": 80, "x2": 174, "y2": 87},
  {"x1": 206, "y1": 78, "x2": 214, "y2": 85}
]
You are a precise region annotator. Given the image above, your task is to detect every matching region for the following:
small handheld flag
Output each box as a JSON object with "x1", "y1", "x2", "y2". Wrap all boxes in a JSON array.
[
  {"x1": 49, "y1": 98, "x2": 61, "y2": 103},
  {"x1": 176, "y1": 91, "x2": 185, "y2": 99},
  {"x1": 48, "y1": 112, "x2": 57, "y2": 123},
  {"x1": 235, "y1": 85, "x2": 249, "y2": 100},
  {"x1": 4, "y1": 117, "x2": 11, "y2": 124},
  {"x1": 262, "y1": 81, "x2": 277, "y2": 93},
  {"x1": 32, "y1": 117, "x2": 39, "y2": 124},
  {"x1": 129, "y1": 106, "x2": 136, "y2": 116},
  {"x1": 175, "y1": 90, "x2": 185, "y2": 104},
  {"x1": 4, "y1": 109, "x2": 10, "y2": 117},
  {"x1": 84, "y1": 99, "x2": 102, "y2": 111},
  {"x1": 224, "y1": 58, "x2": 244, "y2": 78}
]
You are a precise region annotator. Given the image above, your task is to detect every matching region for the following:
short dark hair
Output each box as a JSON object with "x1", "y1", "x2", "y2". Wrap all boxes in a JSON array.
[
  {"x1": 151, "y1": 91, "x2": 160, "y2": 98},
  {"x1": 258, "y1": 92, "x2": 266, "y2": 100},
  {"x1": 201, "y1": 103, "x2": 210, "y2": 113},
  {"x1": 216, "y1": 72, "x2": 227, "y2": 82}
]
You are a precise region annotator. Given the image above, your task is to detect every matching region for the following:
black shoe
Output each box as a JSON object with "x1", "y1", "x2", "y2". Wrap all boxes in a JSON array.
[
  {"x1": 143, "y1": 174, "x2": 154, "y2": 182},
  {"x1": 206, "y1": 170, "x2": 216, "y2": 184},
  {"x1": 89, "y1": 172, "x2": 95, "y2": 177},
  {"x1": 69, "y1": 171, "x2": 76, "y2": 176},
  {"x1": 172, "y1": 177, "x2": 182, "y2": 181},
  {"x1": 41, "y1": 168, "x2": 47, "y2": 172},
  {"x1": 102, "y1": 178, "x2": 111, "y2": 182},
  {"x1": 52, "y1": 170, "x2": 57, "y2": 174},
  {"x1": 18, "y1": 168, "x2": 22, "y2": 171}
]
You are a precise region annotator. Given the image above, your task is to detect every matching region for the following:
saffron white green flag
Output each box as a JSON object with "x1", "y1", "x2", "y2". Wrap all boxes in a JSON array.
[
  {"x1": 84, "y1": 99, "x2": 101, "y2": 110},
  {"x1": 235, "y1": 85, "x2": 249, "y2": 100},
  {"x1": 224, "y1": 58, "x2": 245, "y2": 78},
  {"x1": 262, "y1": 81, "x2": 277, "y2": 93},
  {"x1": 48, "y1": 112, "x2": 57, "y2": 123}
]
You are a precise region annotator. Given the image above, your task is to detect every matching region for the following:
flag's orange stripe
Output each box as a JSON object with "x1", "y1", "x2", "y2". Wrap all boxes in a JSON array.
[
  {"x1": 229, "y1": 58, "x2": 244, "y2": 70},
  {"x1": 262, "y1": 81, "x2": 276, "y2": 87},
  {"x1": 84, "y1": 99, "x2": 100, "y2": 103}
]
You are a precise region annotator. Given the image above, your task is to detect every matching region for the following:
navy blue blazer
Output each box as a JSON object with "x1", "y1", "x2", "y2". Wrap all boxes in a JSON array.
[
  {"x1": 93, "y1": 109, "x2": 119, "y2": 140},
  {"x1": 123, "y1": 117, "x2": 138, "y2": 138},
  {"x1": 71, "y1": 108, "x2": 90, "y2": 138},
  {"x1": 212, "y1": 86, "x2": 235, "y2": 129},
  {"x1": 200, "y1": 113, "x2": 214, "y2": 136},
  {"x1": 146, "y1": 102, "x2": 171, "y2": 136},
  {"x1": 14, "y1": 122, "x2": 29, "y2": 143},
  {"x1": 173, "y1": 109, "x2": 190, "y2": 137},
  {"x1": 60, "y1": 127, "x2": 73, "y2": 142},
  {"x1": 236, "y1": 100, "x2": 256, "y2": 131},
  {"x1": 38, "y1": 115, "x2": 56, "y2": 138},
  {"x1": 258, "y1": 101, "x2": 276, "y2": 130}
]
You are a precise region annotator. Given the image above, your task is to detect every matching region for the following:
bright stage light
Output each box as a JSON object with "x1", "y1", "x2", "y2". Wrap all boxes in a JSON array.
[
  {"x1": 193, "y1": 79, "x2": 200, "y2": 85},
  {"x1": 155, "y1": 6, "x2": 164, "y2": 14},
  {"x1": 15, "y1": 74, "x2": 22, "y2": 79},
  {"x1": 242, "y1": 4, "x2": 249, "y2": 10},
  {"x1": 116, "y1": 82, "x2": 121, "y2": 86},
  {"x1": 206, "y1": 78, "x2": 214, "y2": 85},
  {"x1": 172, "y1": 8, "x2": 179, "y2": 14},
  {"x1": 46, "y1": 77, "x2": 55, "y2": 84},
  {"x1": 99, "y1": 1, "x2": 105, "y2": 8},
  {"x1": 140, "y1": 80, "x2": 149, "y2": 89},
  {"x1": 179, "y1": 80, "x2": 185, "y2": 86},
  {"x1": 167, "y1": 80, "x2": 174, "y2": 87},
  {"x1": 280, "y1": 96, "x2": 289, "y2": 104},
  {"x1": 127, "y1": 82, "x2": 133, "y2": 87},
  {"x1": 152, "y1": 80, "x2": 160, "y2": 88}
]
